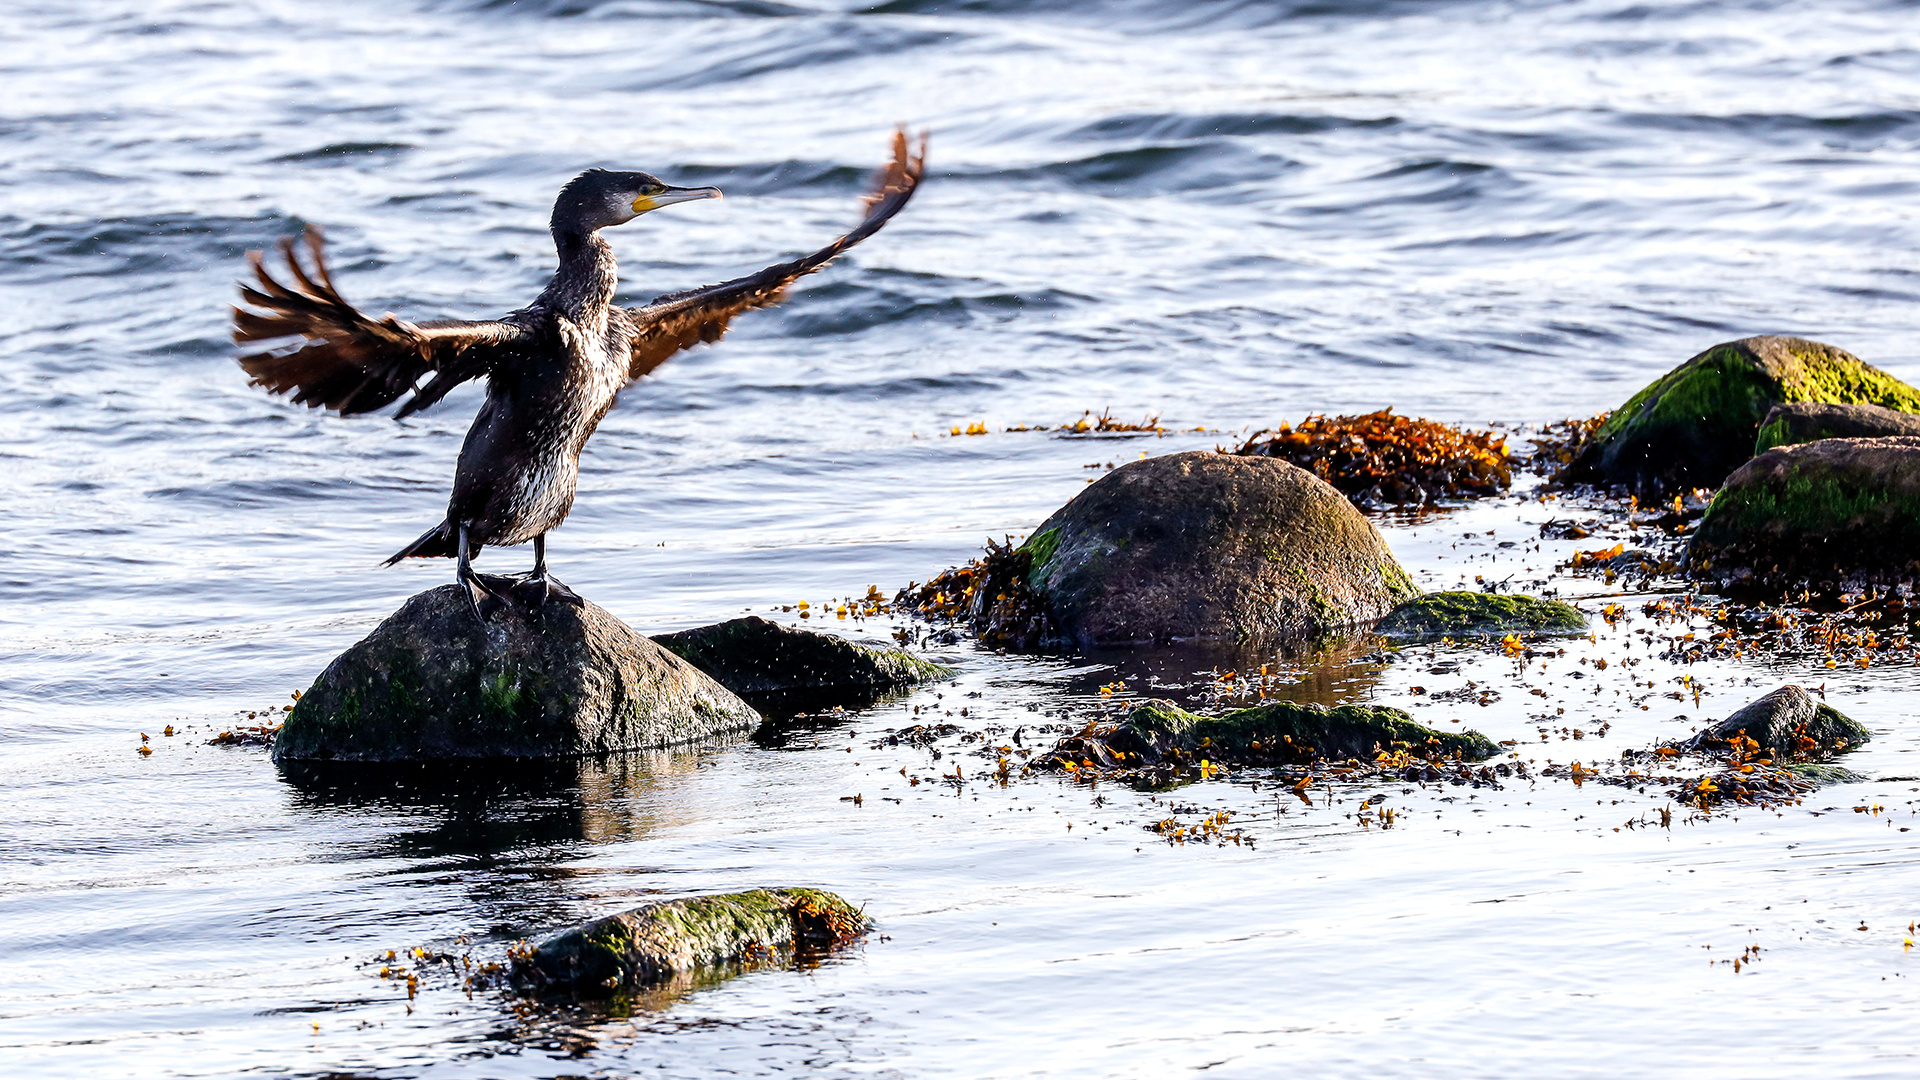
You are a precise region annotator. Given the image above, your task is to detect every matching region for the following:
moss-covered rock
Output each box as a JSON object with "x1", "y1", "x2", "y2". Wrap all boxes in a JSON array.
[
  {"x1": 1040, "y1": 697, "x2": 1498, "y2": 773},
  {"x1": 1018, "y1": 451, "x2": 1419, "y2": 650},
  {"x1": 653, "y1": 616, "x2": 950, "y2": 701},
  {"x1": 1566, "y1": 336, "x2": 1920, "y2": 494},
  {"x1": 1675, "y1": 684, "x2": 1869, "y2": 760},
  {"x1": 513, "y1": 887, "x2": 868, "y2": 995},
  {"x1": 274, "y1": 582, "x2": 760, "y2": 762},
  {"x1": 1375, "y1": 591, "x2": 1587, "y2": 640},
  {"x1": 1753, "y1": 401, "x2": 1920, "y2": 454},
  {"x1": 1687, "y1": 436, "x2": 1920, "y2": 587}
]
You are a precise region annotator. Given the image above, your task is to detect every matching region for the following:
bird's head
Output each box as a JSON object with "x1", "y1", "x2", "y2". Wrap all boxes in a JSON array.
[{"x1": 551, "y1": 169, "x2": 722, "y2": 235}]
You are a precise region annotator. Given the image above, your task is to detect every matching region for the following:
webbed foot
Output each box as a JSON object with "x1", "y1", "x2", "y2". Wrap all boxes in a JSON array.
[
  {"x1": 511, "y1": 572, "x2": 582, "y2": 608},
  {"x1": 459, "y1": 567, "x2": 510, "y2": 622}
]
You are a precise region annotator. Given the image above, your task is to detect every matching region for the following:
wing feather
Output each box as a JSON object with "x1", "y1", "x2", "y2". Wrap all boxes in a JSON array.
[
  {"x1": 622, "y1": 127, "x2": 927, "y2": 380},
  {"x1": 233, "y1": 227, "x2": 532, "y2": 416}
]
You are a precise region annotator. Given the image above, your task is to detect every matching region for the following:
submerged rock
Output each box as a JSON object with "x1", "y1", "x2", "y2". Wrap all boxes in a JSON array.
[
  {"x1": 1566, "y1": 336, "x2": 1920, "y2": 495},
  {"x1": 274, "y1": 582, "x2": 760, "y2": 762},
  {"x1": 1676, "y1": 684, "x2": 1869, "y2": 760},
  {"x1": 653, "y1": 616, "x2": 950, "y2": 702},
  {"x1": 1039, "y1": 697, "x2": 1499, "y2": 777},
  {"x1": 1687, "y1": 436, "x2": 1920, "y2": 587},
  {"x1": 1375, "y1": 591, "x2": 1587, "y2": 640},
  {"x1": 1753, "y1": 401, "x2": 1920, "y2": 454},
  {"x1": 1016, "y1": 451, "x2": 1419, "y2": 650},
  {"x1": 513, "y1": 887, "x2": 868, "y2": 994}
]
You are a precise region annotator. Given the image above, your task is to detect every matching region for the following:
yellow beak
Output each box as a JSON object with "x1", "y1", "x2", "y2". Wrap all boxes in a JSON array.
[{"x1": 633, "y1": 186, "x2": 723, "y2": 215}]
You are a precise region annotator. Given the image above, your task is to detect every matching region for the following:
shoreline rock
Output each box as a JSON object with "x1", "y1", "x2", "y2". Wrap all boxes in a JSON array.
[
  {"x1": 653, "y1": 616, "x2": 950, "y2": 708},
  {"x1": 1675, "y1": 684, "x2": 1869, "y2": 760},
  {"x1": 1013, "y1": 451, "x2": 1420, "y2": 650},
  {"x1": 274, "y1": 582, "x2": 760, "y2": 762},
  {"x1": 1039, "y1": 697, "x2": 1499, "y2": 783},
  {"x1": 1687, "y1": 436, "x2": 1920, "y2": 588},
  {"x1": 512, "y1": 888, "x2": 868, "y2": 995},
  {"x1": 1565, "y1": 336, "x2": 1920, "y2": 495},
  {"x1": 1754, "y1": 401, "x2": 1920, "y2": 455}
]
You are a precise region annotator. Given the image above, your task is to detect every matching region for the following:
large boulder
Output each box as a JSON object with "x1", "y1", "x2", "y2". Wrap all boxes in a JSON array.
[
  {"x1": 274, "y1": 583, "x2": 760, "y2": 762},
  {"x1": 1754, "y1": 401, "x2": 1920, "y2": 454},
  {"x1": 653, "y1": 616, "x2": 950, "y2": 700},
  {"x1": 1567, "y1": 336, "x2": 1920, "y2": 494},
  {"x1": 1018, "y1": 451, "x2": 1419, "y2": 649},
  {"x1": 1675, "y1": 684, "x2": 1869, "y2": 760},
  {"x1": 1375, "y1": 591, "x2": 1587, "y2": 640},
  {"x1": 1687, "y1": 436, "x2": 1920, "y2": 587},
  {"x1": 513, "y1": 888, "x2": 868, "y2": 994}
]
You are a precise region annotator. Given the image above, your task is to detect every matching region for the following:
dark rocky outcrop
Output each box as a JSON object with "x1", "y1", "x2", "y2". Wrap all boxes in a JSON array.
[
  {"x1": 512, "y1": 888, "x2": 868, "y2": 994},
  {"x1": 1039, "y1": 698, "x2": 1499, "y2": 775},
  {"x1": 1565, "y1": 336, "x2": 1920, "y2": 495},
  {"x1": 1015, "y1": 451, "x2": 1419, "y2": 650},
  {"x1": 1753, "y1": 401, "x2": 1920, "y2": 454},
  {"x1": 1674, "y1": 684, "x2": 1869, "y2": 760},
  {"x1": 1375, "y1": 591, "x2": 1587, "y2": 640},
  {"x1": 274, "y1": 582, "x2": 760, "y2": 762},
  {"x1": 1687, "y1": 436, "x2": 1920, "y2": 587},
  {"x1": 653, "y1": 616, "x2": 950, "y2": 701}
]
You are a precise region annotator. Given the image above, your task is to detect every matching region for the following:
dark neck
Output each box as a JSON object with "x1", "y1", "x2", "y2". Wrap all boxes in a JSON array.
[{"x1": 546, "y1": 228, "x2": 618, "y2": 322}]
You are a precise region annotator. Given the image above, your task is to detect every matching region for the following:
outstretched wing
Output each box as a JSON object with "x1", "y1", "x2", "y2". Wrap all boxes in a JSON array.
[
  {"x1": 621, "y1": 127, "x2": 928, "y2": 380},
  {"x1": 233, "y1": 227, "x2": 535, "y2": 418}
]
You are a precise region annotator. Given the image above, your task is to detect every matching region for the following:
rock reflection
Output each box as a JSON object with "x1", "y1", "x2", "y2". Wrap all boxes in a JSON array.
[
  {"x1": 1075, "y1": 633, "x2": 1392, "y2": 711},
  {"x1": 277, "y1": 750, "x2": 710, "y2": 859}
]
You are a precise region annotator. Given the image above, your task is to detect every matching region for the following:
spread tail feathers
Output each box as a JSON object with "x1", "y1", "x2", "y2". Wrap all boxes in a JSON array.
[{"x1": 386, "y1": 521, "x2": 457, "y2": 564}]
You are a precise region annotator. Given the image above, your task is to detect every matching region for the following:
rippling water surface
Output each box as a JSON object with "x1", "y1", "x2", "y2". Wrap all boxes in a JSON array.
[{"x1": 7, "y1": 0, "x2": 1920, "y2": 1076}]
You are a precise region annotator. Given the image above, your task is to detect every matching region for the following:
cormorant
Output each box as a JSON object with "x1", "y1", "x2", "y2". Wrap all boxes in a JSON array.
[{"x1": 235, "y1": 129, "x2": 926, "y2": 617}]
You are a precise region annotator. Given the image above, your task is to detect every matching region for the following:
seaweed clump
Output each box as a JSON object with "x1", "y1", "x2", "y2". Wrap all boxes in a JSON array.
[
  {"x1": 894, "y1": 536, "x2": 1057, "y2": 651},
  {"x1": 1522, "y1": 413, "x2": 1609, "y2": 477},
  {"x1": 1229, "y1": 409, "x2": 1510, "y2": 506}
]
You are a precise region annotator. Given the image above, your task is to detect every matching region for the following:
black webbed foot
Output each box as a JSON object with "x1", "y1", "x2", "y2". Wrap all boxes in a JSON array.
[
  {"x1": 459, "y1": 569, "x2": 512, "y2": 622},
  {"x1": 510, "y1": 573, "x2": 582, "y2": 608}
]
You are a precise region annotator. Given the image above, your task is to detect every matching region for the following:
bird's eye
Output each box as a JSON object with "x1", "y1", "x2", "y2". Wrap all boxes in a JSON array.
[{"x1": 643, "y1": 184, "x2": 666, "y2": 196}]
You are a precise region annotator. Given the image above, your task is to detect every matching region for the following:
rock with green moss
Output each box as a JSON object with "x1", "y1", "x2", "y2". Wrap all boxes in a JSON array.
[
  {"x1": 1753, "y1": 401, "x2": 1920, "y2": 454},
  {"x1": 274, "y1": 583, "x2": 760, "y2": 762},
  {"x1": 1043, "y1": 698, "x2": 1498, "y2": 771},
  {"x1": 1566, "y1": 336, "x2": 1920, "y2": 494},
  {"x1": 1376, "y1": 591, "x2": 1587, "y2": 640},
  {"x1": 513, "y1": 887, "x2": 868, "y2": 994},
  {"x1": 653, "y1": 616, "x2": 950, "y2": 702},
  {"x1": 1687, "y1": 436, "x2": 1920, "y2": 587},
  {"x1": 1018, "y1": 451, "x2": 1419, "y2": 650},
  {"x1": 1675, "y1": 684, "x2": 1869, "y2": 760}
]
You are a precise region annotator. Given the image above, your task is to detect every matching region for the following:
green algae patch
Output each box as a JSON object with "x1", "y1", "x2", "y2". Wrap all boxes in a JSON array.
[
  {"x1": 1037, "y1": 697, "x2": 1498, "y2": 786},
  {"x1": 1688, "y1": 436, "x2": 1920, "y2": 587},
  {"x1": 1568, "y1": 336, "x2": 1920, "y2": 494},
  {"x1": 1021, "y1": 526, "x2": 1062, "y2": 584},
  {"x1": 1375, "y1": 591, "x2": 1587, "y2": 640},
  {"x1": 513, "y1": 887, "x2": 868, "y2": 995}
]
